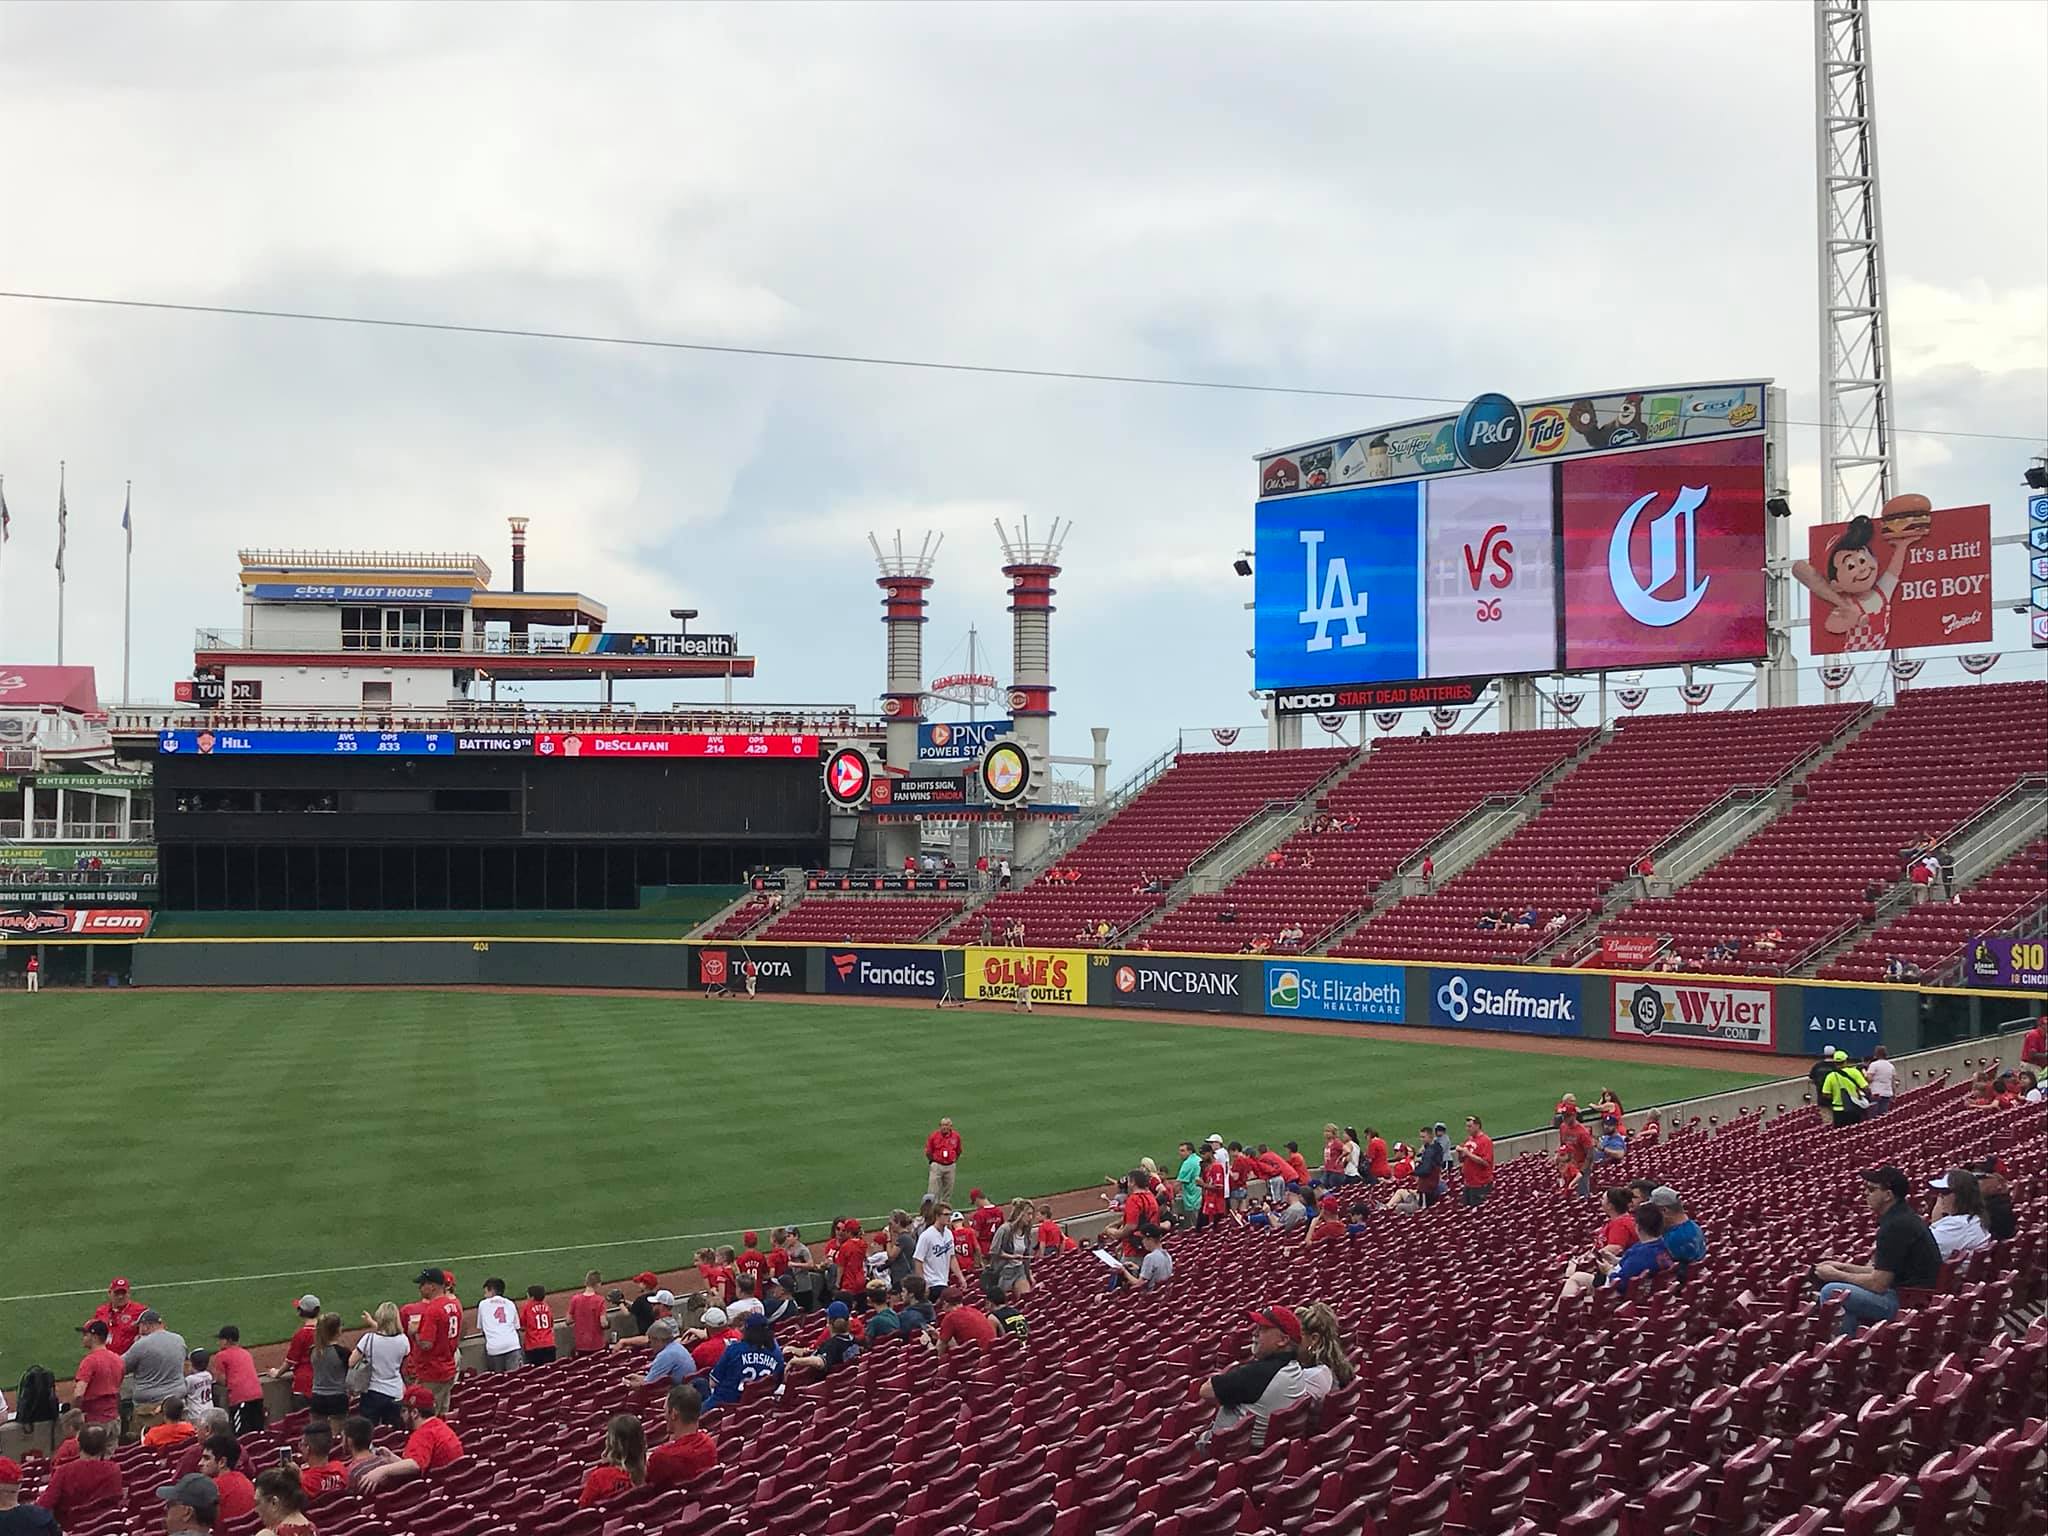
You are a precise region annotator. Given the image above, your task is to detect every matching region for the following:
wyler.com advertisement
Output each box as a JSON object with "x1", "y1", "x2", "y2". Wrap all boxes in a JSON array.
[{"x1": 1796, "y1": 499, "x2": 1992, "y2": 654}]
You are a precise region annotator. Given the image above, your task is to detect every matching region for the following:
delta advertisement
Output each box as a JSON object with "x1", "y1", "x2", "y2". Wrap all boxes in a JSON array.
[
  {"x1": 965, "y1": 945, "x2": 1088, "y2": 1005},
  {"x1": 1429, "y1": 969, "x2": 1583, "y2": 1037},
  {"x1": 822, "y1": 946, "x2": 945, "y2": 998},
  {"x1": 1610, "y1": 978, "x2": 1776, "y2": 1052},
  {"x1": 1091, "y1": 953, "x2": 1248, "y2": 1013},
  {"x1": 1261, "y1": 960, "x2": 1405, "y2": 1023},
  {"x1": 1798, "y1": 503, "x2": 1993, "y2": 654},
  {"x1": 692, "y1": 947, "x2": 803, "y2": 992},
  {"x1": 1254, "y1": 431, "x2": 1766, "y2": 694},
  {"x1": 1965, "y1": 937, "x2": 2048, "y2": 991},
  {"x1": 1799, "y1": 986, "x2": 1887, "y2": 1055}
]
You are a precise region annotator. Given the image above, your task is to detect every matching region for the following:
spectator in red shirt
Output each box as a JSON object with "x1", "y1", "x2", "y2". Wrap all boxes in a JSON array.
[
  {"x1": 1364, "y1": 1129, "x2": 1391, "y2": 1183},
  {"x1": 404, "y1": 1269, "x2": 464, "y2": 1414},
  {"x1": 87, "y1": 1278, "x2": 147, "y2": 1355},
  {"x1": 1282, "y1": 1142, "x2": 1311, "y2": 1187},
  {"x1": 735, "y1": 1231, "x2": 771, "y2": 1291},
  {"x1": 1458, "y1": 1116, "x2": 1496, "y2": 1207},
  {"x1": 1595, "y1": 1187, "x2": 1639, "y2": 1255},
  {"x1": 925, "y1": 1117, "x2": 962, "y2": 1204},
  {"x1": 199, "y1": 1432, "x2": 257, "y2": 1519},
  {"x1": 37, "y1": 1425, "x2": 123, "y2": 1524},
  {"x1": 646, "y1": 1384, "x2": 718, "y2": 1490},
  {"x1": 828, "y1": 1223, "x2": 869, "y2": 1303},
  {"x1": 1320, "y1": 1123, "x2": 1346, "y2": 1186},
  {"x1": 1199, "y1": 1157, "x2": 1228, "y2": 1228},
  {"x1": 1034, "y1": 1203, "x2": 1073, "y2": 1258},
  {"x1": 578, "y1": 1413, "x2": 647, "y2": 1507},
  {"x1": 72, "y1": 1322, "x2": 124, "y2": 1426},
  {"x1": 357, "y1": 1387, "x2": 464, "y2": 1490},
  {"x1": 1227, "y1": 1143, "x2": 1258, "y2": 1213},
  {"x1": 2023, "y1": 1012, "x2": 2048, "y2": 1072},
  {"x1": 211, "y1": 1326, "x2": 266, "y2": 1434},
  {"x1": 686, "y1": 1310, "x2": 739, "y2": 1374},
  {"x1": 968, "y1": 1189, "x2": 1006, "y2": 1253},
  {"x1": 1253, "y1": 1145, "x2": 1292, "y2": 1203},
  {"x1": 288, "y1": 1421, "x2": 349, "y2": 1502},
  {"x1": 519, "y1": 1285, "x2": 557, "y2": 1366},
  {"x1": 694, "y1": 1247, "x2": 736, "y2": 1307},
  {"x1": 270, "y1": 1296, "x2": 323, "y2": 1406},
  {"x1": 569, "y1": 1270, "x2": 609, "y2": 1354},
  {"x1": 1637, "y1": 1111, "x2": 1664, "y2": 1150},
  {"x1": 933, "y1": 1293, "x2": 998, "y2": 1357},
  {"x1": 1557, "y1": 1111, "x2": 1595, "y2": 1196}
]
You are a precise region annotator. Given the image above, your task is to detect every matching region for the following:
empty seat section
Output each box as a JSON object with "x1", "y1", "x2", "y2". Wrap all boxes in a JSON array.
[{"x1": 1819, "y1": 837, "x2": 2048, "y2": 982}]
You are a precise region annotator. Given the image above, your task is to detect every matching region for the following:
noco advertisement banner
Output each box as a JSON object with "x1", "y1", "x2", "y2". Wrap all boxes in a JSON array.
[
  {"x1": 1799, "y1": 503, "x2": 1992, "y2": 654},
  {"x1": 1091, "y1": 953, "x2": 1248, "y2": 1013},
  {"x1": 1610, "y1": 978, "x2": 1776, "y2": 1052},
  {"x1": 965, "y1": 946, "x2": 1088, "y2": 1005},
  {"x1": 1253, "y1": 381, "x2": 1767, "y2": 696}
]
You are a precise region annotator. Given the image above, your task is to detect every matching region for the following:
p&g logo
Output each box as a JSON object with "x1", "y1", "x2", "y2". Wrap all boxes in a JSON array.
[{"x1": 1454, "y1": 392, "x2": 1524, "y2": 472}]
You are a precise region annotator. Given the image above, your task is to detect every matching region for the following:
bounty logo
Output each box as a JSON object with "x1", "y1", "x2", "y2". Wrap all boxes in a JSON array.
[
  {"x1": 1298, "y1": 530, "x2": 1370, "y2": 652},
  {"x1": 1608, "y1": 483, "x2": 1711, "y2": 627},
  {"x1": 1269, "y1": 968, "x2": 1302, "y2": 1011},
  {"x1": 1454, "y1": 392, "x2": 1524, "y2": 471}
]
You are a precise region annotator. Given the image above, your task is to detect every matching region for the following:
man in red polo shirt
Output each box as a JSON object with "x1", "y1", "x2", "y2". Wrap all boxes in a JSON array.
[
  {"x1": 87, "y1": 1278, "x2": 147, "y2": 1355},
  {"x1": 2022, "y1": 1010, "x2": 2048, "y2": 1072},
  {"x1": 933, "y1": 1292, "x2": 998, "y2": 1356},
  {"x1": 73, "y1": 1323, "x2": 124, "y2": 1425},
  {"x1": 830, "y1": 1222, "x2": 869, "y2": 1304},
  {"x1": 355, "y1": 1387, "x2": 463, "y2": 1490},
  {"x1": 1458, "y1": 1116, "x2": 1495, "y2": 1207},
  {"x1": 646, "y1": 1384, "x2": 718, "y2": 1489},
  {"x1": 568, "y1": 1271, "x2": 608, "y2": 1355},
  {"x1": 967, "y1": 1190, "x2": 1005, "y2": 1253},
  {"x1": 925, "y1": 1117, "x2": 962, "y2": 1204},
  {"x1": 1557, "y1": 1111, "x2": 1595, "y2": 1197},
  {"x1": 404, "y1": 1268, "x2": 463, "y2": 1413},
  {"x1": 36, "y1": 1425, "x2": 124, "y2": 1522}
]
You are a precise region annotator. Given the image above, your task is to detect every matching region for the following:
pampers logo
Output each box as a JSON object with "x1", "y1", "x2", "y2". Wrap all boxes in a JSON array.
[{"x1": 1430, "y1": 970, "x2": 1582, "y2": 1037}]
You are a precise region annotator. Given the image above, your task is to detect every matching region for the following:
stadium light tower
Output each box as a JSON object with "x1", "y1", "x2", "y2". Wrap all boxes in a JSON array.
[
  {"x1": 997, "y1": 515, "x2": 1069, "y2": 868},
  {"x1": 871, "y1": 529, "x2": 941, "y2": 868},
  {"x1": 1814, "y1": 0, "x2": 1896, "y2": 525}
]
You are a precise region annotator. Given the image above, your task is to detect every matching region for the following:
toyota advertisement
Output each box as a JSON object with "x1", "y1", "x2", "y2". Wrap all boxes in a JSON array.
[
  {"x1": 1255, "y1": 383, "x2": 1769, "y2": 696},
  {"x1": 692, "y1": 947, "x2": 803, "y2": 992},
  {"x1": 1560, "y1": 435, "x2": 1767, "y2": 671},
  {"x1": 1610, "y1": 977, "x2": 1776, "y2": 1052}
]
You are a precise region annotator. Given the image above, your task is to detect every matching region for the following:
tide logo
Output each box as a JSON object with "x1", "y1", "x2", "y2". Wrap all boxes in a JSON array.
[
  {"x1": 1608, "y1": 484, "x2": 1712, "y2": 628},
  {"x1": 1462, "y1": 523, "x2": 1515, "y2": 621},
  {"x1": 1525, "y1": 406, "x2": 1570, "y2": 456}
]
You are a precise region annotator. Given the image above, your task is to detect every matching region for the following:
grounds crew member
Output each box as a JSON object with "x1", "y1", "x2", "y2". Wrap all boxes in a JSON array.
[{"x1": 1820, "y1": 1049, "x2": 1870, "y2": 1129}]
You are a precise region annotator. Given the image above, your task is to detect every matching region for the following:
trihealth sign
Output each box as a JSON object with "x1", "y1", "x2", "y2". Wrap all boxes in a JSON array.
[
  {"x1": 1262, "y1": 960, "x2": 1405, "y2": 1023},
  {"x1": 966, "y1": 946, "x2": 1087, "y2": 1006},
  {"x1": 1429, "y1": 969, "x2": 1582, "y2": 1037},
  {"x1": 822, "y1": 947, "x2": 944, "y2": 999},
  {"x1": 1092, "y1": 954, "x2": 1246, "y2": 1013},
  {"x1": 1799, "y1": 986, "x2": 1886, "y2": 1055},
  {"x1": 1610, "y1": 978, "x2": 1775, "y2": 1052}
]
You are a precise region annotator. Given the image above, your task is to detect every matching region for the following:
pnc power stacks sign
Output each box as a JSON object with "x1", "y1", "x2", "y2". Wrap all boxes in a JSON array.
[{"x1": 965, "y1": 946, "x2": 1089, "y2": 1006}]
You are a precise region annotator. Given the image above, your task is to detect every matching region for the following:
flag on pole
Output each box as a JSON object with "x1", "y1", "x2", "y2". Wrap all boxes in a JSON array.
[
  {"x1": 122, "y1": 484, "x2": 132, "y2": 552},
  {"x1": 55, "y1": 475, "x2": 68, "y2": 574}
]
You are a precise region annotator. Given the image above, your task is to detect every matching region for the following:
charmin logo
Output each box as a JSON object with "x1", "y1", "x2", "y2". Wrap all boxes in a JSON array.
[
  {"x1": 1269, "y1": 968, "x2": 1301, "y2": 1010},
  {"x1": 1115, "y1": 965, "x2": 1137, "y2": 993},
  {"x1": 1453, "y1": 393, "x2": 1523, "y2": 472},
  {"x1": 1525, "y1": 406, "x2": 1571, "y2": 456},
  {"x1": 1607, "y1": 483, "x2": 1712, "y2": 628},
  {"x1": 1298, "y1": 530, "x2": 1370, "y2": 652}
]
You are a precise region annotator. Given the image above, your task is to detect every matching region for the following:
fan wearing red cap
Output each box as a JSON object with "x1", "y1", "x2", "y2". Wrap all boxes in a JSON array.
[
  {"x1": 0, "y1": 1455, "x2": 49, "y2": 1533},
  {"x1": 402, "y1": 1269, "x2": 463, "y2": 1414},
  {"x1": 1198, "y1": 1305, "x2": 1308, "y2": 1450},
  {"x1": 85, "y1": 1277, "x2": 147, "y2": 1356},
  {"x1": 353, "y1": 1386, "x2": 465, "y2": 1492}
]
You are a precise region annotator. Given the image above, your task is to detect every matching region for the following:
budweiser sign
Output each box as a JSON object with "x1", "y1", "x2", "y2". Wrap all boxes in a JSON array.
[{"x1": 1600, "y1": 934, "x2": 1661, "y2": 967}]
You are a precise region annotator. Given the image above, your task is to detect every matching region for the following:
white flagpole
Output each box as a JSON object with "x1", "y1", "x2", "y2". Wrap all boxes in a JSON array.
[
  {"x1": 55, "y1": 461, "x2": 67, "y2": 665},
  {"x1": 0, "y1": 474, "x2": 9, "y2": 653},
  {"x1": 122, "y1": 482, "x2": 133, "y2": 704}
]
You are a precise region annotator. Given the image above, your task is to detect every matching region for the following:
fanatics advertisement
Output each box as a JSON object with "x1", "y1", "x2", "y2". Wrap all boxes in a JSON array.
[
  {"x1": 1610, "y1": 978, "x2": 1776, "y2": 1051},
  {"x1": 1258, "y1": 380, "x2": 1766, "y2": 494},
  {"x1": 965, "y1": 946, "x2": 1088, "y2": 1006},
  {"x1": 1797, "y1": 502, "x2": 1993, "y2": 654},
  {"x1": 0, "y1": 907, "x2": 156, "y2": 937},
  {"x1": 1090, "y1": 953, "x2": 1248, "y2": 1013},
  {"x1": 1560, "y1": 436, "x2": 1767, "y2": 671},
  {"x1": 1262, "y1": 960, "x2": 1405, "y2": 1023},
  {"x1": 1965, "y1": 936, "x2": 2048, "y2": 991},
  {"x1": 1428, "y1": 968, "x2": 1583, "y2": 1037},
  {"x1": 822, "y1": 947, "x2": 945, "y2": 998},
  {"x1": 1799, "y1": 986, "x2": 1887, "y2": 1056},
  {"x1": 693, "y1": 947, "x2": 803, "y2": 992}
]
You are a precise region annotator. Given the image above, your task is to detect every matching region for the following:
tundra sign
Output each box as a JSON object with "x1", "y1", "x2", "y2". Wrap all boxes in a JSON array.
[
  {"x1": 1091, "y1": 954, "x2": 1247, "y2": 1013},
  {"x1": 1610, "y1": 978, "x2": 1776, "y2": 1052}
]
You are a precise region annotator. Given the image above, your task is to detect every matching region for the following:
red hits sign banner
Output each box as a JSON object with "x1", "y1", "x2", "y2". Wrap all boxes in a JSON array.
[{"x1": 1796, "y1": 502, "x2": 1992, "y2": 654}]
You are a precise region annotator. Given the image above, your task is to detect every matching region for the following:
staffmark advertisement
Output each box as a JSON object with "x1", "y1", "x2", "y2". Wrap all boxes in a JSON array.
[
  {"x1": 823, "y1": 947, "x2": 944, "y2": 998},
  {"x1": 1611, "y1": 978, "x2": 1775, "y2": 1051},
  {"x1": 693, "y1": 947, "x2": 802, "y2": 992},
  {"x1": 1430, "y1": 969, "x2": 1582, "y2": 1037},
  {"x1": 966, "y1": 946, "x2": 1088, "y2": 1006},
  {"x1": 1262, "y1": 960, "x2": 1405, "y2": 1023},
  {"x1": 1092, "y1": 953, "x2": 1247, "y2": 1013}
]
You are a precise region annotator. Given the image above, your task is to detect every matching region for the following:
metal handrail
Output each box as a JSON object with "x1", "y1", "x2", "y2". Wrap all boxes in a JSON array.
[{"x1": 238, "y1": 549, "x2": 492, "y2": 580}]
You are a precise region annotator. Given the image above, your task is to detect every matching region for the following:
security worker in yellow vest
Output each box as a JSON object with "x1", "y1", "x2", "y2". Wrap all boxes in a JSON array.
[{"x1": 1821, "y1": 1049, "x2": 1870, "y2": 1128}]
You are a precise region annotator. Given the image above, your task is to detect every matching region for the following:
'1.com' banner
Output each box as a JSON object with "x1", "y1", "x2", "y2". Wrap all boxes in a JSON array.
[
  {"x1": 0, "y1": 907, "x2": 156, "y2": 938},
  {"x1": 1609, "y1": 978, "x2": 1775, "y2": 1052}
]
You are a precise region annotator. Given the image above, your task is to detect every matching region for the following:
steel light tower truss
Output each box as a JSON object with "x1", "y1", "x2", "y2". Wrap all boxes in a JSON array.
[{"x1": 1815, "y1": 0, "x2": 1896, "y2": 525}]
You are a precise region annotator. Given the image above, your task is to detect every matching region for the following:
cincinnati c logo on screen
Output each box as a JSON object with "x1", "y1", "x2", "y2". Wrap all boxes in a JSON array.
[{"x1": 1608, "y1": 483, "x2": 1712, "y2": 628}]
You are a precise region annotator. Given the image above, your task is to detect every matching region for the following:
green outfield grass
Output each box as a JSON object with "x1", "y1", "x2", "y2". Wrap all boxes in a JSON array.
[{"x1": 0, "y1": 991, "x2": 1777, "y2": 1368}]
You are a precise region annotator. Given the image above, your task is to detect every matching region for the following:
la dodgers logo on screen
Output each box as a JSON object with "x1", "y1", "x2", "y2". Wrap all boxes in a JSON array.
[
  {"x1": 1609, "y1": 482, "x2": 1712, "y2": 627},
  {"x1": 1298, "y1": 530, "x2": 1371, "y2": 652}
]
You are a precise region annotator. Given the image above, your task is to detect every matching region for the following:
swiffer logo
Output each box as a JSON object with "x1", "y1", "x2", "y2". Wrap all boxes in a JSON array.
[{"x1": 1609, "y1": 483, "x2": 1712, "y2": 627}]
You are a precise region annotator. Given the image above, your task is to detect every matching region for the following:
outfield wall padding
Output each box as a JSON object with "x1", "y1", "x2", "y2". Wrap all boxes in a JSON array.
[{"x1": 131, "y1": 939, "x2": 691, "y2": 991}]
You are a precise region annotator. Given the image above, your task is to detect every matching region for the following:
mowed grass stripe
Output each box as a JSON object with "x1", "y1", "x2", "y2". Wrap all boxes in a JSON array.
[{"x1": 0, "y1": 991, "x2": 1773, "y2": 1366}]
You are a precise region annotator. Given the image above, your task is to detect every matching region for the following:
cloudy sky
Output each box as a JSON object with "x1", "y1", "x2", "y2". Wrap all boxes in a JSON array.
[{"x1": 0, "y1": 0, "x2": 2041, "y2": 771}]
